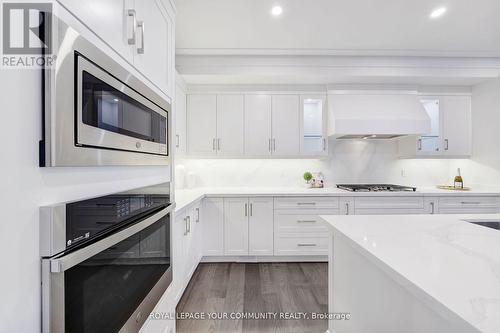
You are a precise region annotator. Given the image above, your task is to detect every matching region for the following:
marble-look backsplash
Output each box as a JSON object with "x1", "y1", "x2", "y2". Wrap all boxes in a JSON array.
[{"x1": 176, "y1": 140, "x2": 454, "y2": 188}]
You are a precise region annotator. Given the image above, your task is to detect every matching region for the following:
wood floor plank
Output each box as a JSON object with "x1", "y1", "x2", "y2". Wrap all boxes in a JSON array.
[{"x1": 176, "y1": 262, "x2": 327, "y2": 333}]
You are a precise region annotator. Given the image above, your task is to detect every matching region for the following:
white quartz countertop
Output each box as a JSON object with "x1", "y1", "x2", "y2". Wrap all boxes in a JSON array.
[
  {"x1": 319, "y1": 213, "x2": 500, "y2": 333},
  {"x1": 174, "y1": 186, "x2": 500, "y2": 212}
]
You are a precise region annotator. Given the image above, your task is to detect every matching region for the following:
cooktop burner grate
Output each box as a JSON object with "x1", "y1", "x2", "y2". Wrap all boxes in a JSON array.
[{"x1": 337, "y1": 184, "x2": 417, "y2": 192}]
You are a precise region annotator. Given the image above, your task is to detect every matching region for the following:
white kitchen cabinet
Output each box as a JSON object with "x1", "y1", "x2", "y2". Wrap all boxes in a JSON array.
[
  {"x1": 300, "y1": 95, "x2": 328, "y2": 156},
  {"x1": 248, "y1": 197, "x2": 274, "y2": 256},
  {"x1": 437, "y1": 196, "x2": 500, "y2": 214},
  {"x1": 172, "y1": 210, "x2": 187, "y2": 301},
  {"x1": 271, "y1": 95, "x2": 300, "y2": 156},
  {"x1": 174, "y1": 82, "x2": 187, "y2": 155},
  {"x1": 244, "y1": 95, "x2": 272, "y2": 156},
  {"x1": 399, "y1": 95, "x2": 471, "y2": 158},
  {"x1": 58, "y1": 0, "x2": 135, "y2": 62},
  {"x1": 187, "y1": 95, "x2": 217, "y2": 156},
  {"x1": 354, "y1": 196, "x2": 427, "y2": 215},
  {"x1": 133, "y1": 0, "x2": 174, "y2": 95},
  {"x1": 216, "y1": 95, "x2": 245, "y2": 156},
  {"x1": 203, "y1": 198, "x2": 224, "y2": 256},
  {"x1": 223, "y1": 198, "x2": 249, "y2": 255},
  {"x1": 441, "y1": 96, "x2": 472, "y2": 156}
]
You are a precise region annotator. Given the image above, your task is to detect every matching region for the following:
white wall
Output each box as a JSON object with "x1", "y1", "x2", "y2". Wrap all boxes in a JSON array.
[
  {"x1": 177, "y1": 140, "x2": 451, "y2": 188},
  {"x1": 0, "y1": 71, "x2": 170, "y2": 332}
]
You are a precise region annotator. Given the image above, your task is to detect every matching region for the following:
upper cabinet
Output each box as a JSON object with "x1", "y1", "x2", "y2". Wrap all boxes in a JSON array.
[
  {"x1": 133, "y1": 0, "x2": 175, "y2": 96},
  {"x1": 300, "y1": 95, "x2": 328, "y2": 156},
  {"x1": 58, "y1": 0, "x2": 175, "y2": 99},
  {"x1": 399, "y1": 95, "x2": 472, "y2": 158},
  {"x1": 185, "y1": 92, "x2": 326, "y2": 158},
  {"x1": 244, "y1": 95, "x2": 272, "y2": 156},
  {"x1": 174, "y1": 81, "x2": 187, "y2": 156}
]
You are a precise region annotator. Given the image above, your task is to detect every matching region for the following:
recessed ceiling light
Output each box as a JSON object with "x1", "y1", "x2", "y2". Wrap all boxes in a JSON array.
[
  {"x1": 271, "y1": 5, "x2": 283, "y2": 16},
  {"x1": 430, "y1": 6, "x2": 447, "y2": 19}
]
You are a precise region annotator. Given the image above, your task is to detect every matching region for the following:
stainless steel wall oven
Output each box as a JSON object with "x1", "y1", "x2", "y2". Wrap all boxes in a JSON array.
[
  {"x1": 40, "y1": 183, "x2": 173, "y2": 333},
  {"x1": 40, "y1": 17, "x2": 170, "y2": 166}
]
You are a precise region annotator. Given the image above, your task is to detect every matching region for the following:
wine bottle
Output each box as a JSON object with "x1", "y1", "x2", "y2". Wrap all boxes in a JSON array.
[{"x1": 454, "y1": 168, "x2": 463, "y2": 189}]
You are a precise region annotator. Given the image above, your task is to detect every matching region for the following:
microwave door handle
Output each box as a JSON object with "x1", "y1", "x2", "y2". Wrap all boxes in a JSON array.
[{"x1": 50, "y1": 204, "x2": 173, "y2": 273}]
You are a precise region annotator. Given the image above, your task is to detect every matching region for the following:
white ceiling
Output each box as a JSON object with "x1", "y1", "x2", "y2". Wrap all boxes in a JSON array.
[{"x1": 175, "y1": 0, "x2": 500, "y2": 85}]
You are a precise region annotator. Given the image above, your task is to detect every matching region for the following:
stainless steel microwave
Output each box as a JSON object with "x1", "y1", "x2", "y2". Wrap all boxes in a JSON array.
[{"x1": 40, "y1": 18, "x2": 170, "y2": 166}]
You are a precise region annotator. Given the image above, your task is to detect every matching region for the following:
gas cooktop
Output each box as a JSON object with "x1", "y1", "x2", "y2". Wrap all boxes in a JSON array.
[{"x1": 337, "y1": 184, "x2": 417, "y2": 192}]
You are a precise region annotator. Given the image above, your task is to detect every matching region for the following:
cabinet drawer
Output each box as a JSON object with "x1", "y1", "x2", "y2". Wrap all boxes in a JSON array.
[
  {"x1": 274, "y1": 235, "x2": 329, "y2": 255},
  {"x1": 438, "y1": 196, "x2": 500, "y2": 213},
  {"x1": 274, "y1": 197, "x2": 339, "y2": 210},
  {"x1": 354, "y1": 196, "x2": 424, "y2": 209},
  {"x1": 275, "y1": 212, "x2": 334, "y2": 234}
]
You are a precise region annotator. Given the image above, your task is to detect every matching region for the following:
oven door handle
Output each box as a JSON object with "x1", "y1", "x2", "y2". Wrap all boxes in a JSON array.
[{"x1": 50, "y1": 204, "x2": 174, "y2": 273}]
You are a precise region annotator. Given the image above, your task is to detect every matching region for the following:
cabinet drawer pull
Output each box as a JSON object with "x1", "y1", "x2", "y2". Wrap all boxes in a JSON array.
[
  {"x1": 244, "y1": 203, "x2": 248, "y2": 217},
  {"x1": 418, "y1": 138, "x2": 422, "y2": 151},
  {"x1": 297, "y1": 243, "x2": 317, "y2": 247},
  {"x1": 176, "y1": 134, "x2": 180, "y2": 148},
  {"x1": 187, "y1": 216, "x2": 191, "y2": 233},
  {"x1": 184, "y1": 217, "x2": 188, "y2": 236},
  {"x1": 430, "y1": 202, "x2": 435, "y2": 214},
  {"x1": 273, "y1": 139, "x2": 276, "y2": 152},
  {"x1": 212, "y1": 138, "x2": 216, "y2": 151},
  {"x1": 445, "y1": 139, "x2": 449, "y2": 151},
  {"x1": 196, "y1": 208, "x2": 200, "y2": 222},
  {"x1": 250, "y1": 203, "x2": 253, "y2": 217},
  {"x1": 127, "y1": 9, "x2": 137, "y2": 45},
  {"x1": 297, "y1": 220, "x2": 316, "y2": 223},
  {"x1": 297, "y1": 202, "x2": 316, "y2": 206},
  {"x1": 217, "y1": 138, "x2": 221, "y2": 151},
  {"x1": 268, "y1": 139, "x2": 271, "y2": 152},
  {"x1": 460, "y1": 201, "x2": 480, "y2": 205}
]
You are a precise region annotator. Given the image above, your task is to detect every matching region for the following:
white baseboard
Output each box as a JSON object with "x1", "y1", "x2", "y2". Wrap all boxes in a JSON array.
[{"x1": 200, "y1": 255, "x2": 328, "y2": 263}]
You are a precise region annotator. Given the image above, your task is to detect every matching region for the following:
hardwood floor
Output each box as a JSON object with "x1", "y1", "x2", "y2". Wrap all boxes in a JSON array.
[{"x1": 176, "y1": 262, "x2": 328, "y2": 333}]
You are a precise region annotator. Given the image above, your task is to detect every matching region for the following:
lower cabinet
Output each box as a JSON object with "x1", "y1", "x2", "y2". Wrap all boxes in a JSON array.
[
  {"x1": 172, "y1": 200, "x2": 203, "y2": 302},
  {"x1": 203, "y1": 198, "x2": 224, "y2": 256},
  {"x1": 223, "y1": 197, "x2": 274, "y2": 256}
]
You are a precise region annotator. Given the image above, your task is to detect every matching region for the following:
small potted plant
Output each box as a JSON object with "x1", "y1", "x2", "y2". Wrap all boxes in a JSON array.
[{"x1": 303, "y1": 171, "x2": 313, "y2": 188}]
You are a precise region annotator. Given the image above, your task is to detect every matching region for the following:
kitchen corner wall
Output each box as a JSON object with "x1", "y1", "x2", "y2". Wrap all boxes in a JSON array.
[
  {"x1": 0, "y1": 71, "x2": 170, "y2": 333},
  {"x1": 177, "y1": 140, "x2": 452, "y2": 188}
]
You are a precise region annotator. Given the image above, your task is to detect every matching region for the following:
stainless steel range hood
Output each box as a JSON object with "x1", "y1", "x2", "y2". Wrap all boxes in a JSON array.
[{"x1": 328, "y1": 90, "x2": 431, "y2": 139}]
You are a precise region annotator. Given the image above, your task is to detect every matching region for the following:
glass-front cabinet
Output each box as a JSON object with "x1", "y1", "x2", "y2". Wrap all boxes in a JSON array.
[
  {"x1": 300, "y1": 95, "x2": 328, "y2": 156},
  {"x1": 418, "y1": 98, "x2": 441, "y2": 155}
]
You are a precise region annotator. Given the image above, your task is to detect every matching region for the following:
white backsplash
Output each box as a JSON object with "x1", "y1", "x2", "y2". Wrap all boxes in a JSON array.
[{"x1": 177, "y1": 140, "x2": 452, "y2": 188}]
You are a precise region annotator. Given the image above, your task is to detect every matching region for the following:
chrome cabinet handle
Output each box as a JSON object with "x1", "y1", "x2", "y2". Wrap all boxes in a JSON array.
[
  {"x1": 244, "y1": 203, "x2": 248, "y2": 217},
  {"x1": 175, "y1": 134, "x2": 180, "y2": 148},
  {"x1": 418, "y1": 138, "x2": 422, "y2": 151},
  {"x1": 187, "y1": 216, "x2": 191, "y2": 233},
  {"x1": 297, "y1": 220, "x2": 316, "y2": 223},
  {"x1": 297, "y1": 202, "x2": 316, "y2": 206},
  {"x1": 196, "y1": 208, "x2": 200, "y2": 222},
  {"x1": 217, "y1": 138, "x2": 221, "y2": 151},
  {"x1": 184, "y1": 217, "x2": 188, "y2": 235},
  {"x1": 268, "y1": 139, "x2": 271, "y2": 152},
  {"x1": 137, "y1": 21, "x2": 145, "y2": 54},
  {"x1": 461, "y1": 201, "x2": 480, "y2": 205},
  {"x1": 273, "y1": 139, "x2": 276, "y2": 152},
  {"x1": 444, "y1": 139, "x2": 449, "y2": 151},
  {"x1": 212, "y1": 138, "x2": 216, "y2": 151},
  {"x1": 345, "y1": 202, "x2": 349, "y2": 215},
  {"x1": 430, "y1": 202, "x2": 435, "y2": 214},
  {"x1": 298, "y1": 243, "x2": 317, "y2": 247},
  {"x1": 322, "y1": 138, "x2": 326, "y2": 151},
  {"x1": 127, "y1": 9, "x2": 137, "y2": 45},
  {"x1": 249, "y1": 203, "x2": 253, "y2": 217}
]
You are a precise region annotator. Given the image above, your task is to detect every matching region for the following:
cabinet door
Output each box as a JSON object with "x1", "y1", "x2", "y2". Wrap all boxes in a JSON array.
[
  {"x1": 174, "y1": 84, "x2": 187, "y2": 155},
  {"x1": 223, "y1": 198, "x2": 249, "y2": 256},
  {"x1": 216, "y1": 95, "x2": 244, "y2": 155},
  {"x1": 172, "y1": 211, "x2": 186, "y2": 300},
  {"x1": 248, "y1": 197, "x2": 274, "y2": 256},
  {"x1": 244, "y1": 95, "x2": 272, "y2": 156},
  {"x1": 133, "y1": 0, "x2": 173, "y2": 94},
  {"x1": 59, "y1": 0, "x2": 134, "y2": 62},
  {"x1": 203, "y1": 198, "x2": 224, "y2": 256},
  {"x1": 300, "y1": 95, "x2": 327, "y2": 156},
  {"x1": 272, "y1": 95, "x2": 300, "y2": 156},
  {"x1": 187, "y1": 95, "x2": 217, "y2": 156},
  {"x1": 442, "y1": 96, "x2": 472, "y2": 156}
]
